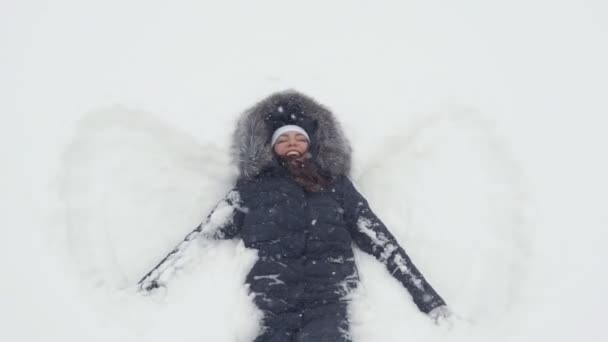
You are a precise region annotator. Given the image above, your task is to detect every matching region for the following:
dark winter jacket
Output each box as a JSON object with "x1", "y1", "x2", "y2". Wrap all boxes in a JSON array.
[{"x1": 138, "y1": 90, "x2": 446, "y2": 315}]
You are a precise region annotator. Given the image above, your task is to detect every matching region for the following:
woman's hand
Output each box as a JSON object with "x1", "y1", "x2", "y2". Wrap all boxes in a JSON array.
[{"x1": 428, "y1": 305, "x2": 453, "y2": 327}]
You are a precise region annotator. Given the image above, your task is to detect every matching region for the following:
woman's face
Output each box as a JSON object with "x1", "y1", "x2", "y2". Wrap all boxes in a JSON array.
[{"x1": 273, "y1": 131, "x2": 309, "y2": 159}]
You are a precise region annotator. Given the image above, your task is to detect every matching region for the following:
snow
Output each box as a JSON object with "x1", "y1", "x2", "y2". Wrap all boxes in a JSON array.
[
  {"x1": 137, "y1": 189, "x2": 246, "y2": 292},
  {"x1": 1, "y1": 0, "x2": 607, "y2": 341},
  {"x1": 252, "y1": 275, "x2": 285, "y2": 286}
]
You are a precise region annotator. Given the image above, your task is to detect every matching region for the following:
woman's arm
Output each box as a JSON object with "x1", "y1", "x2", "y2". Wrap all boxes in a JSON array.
[
  {"x1": 339, "y1": 176, "x2": 446, "y2": 314},
  {"x1": 137, "y1": 188, "x2": 246, "y2": 292}
]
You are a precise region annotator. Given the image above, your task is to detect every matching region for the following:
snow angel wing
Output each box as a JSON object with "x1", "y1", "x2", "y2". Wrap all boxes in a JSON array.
[
  {"x1": 59, "y1": 106, "x2": 236, "y2": 290},
  {"x1": 354, "y1": 107, "x2": 530, "y2": 325}
]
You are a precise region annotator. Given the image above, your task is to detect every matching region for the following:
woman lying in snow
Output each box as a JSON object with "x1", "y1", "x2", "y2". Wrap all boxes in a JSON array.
[{"x1": 138, "y1": 90, "x2": 451, "y2": 341}]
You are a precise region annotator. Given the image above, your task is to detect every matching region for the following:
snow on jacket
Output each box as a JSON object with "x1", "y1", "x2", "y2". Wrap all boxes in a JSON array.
[{"x1": 138, "y1": 90, "x2": 446, "y2": 314}]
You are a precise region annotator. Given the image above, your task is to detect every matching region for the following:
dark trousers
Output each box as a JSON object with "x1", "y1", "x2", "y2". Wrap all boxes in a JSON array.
[{"x1": 253, "y1": 302, "x2": 351, "y2": 342}]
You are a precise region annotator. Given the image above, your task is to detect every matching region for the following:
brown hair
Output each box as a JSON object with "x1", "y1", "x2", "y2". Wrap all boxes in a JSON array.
[{"x1": 279, "y1": 156, "x2": 332, "y2": 192}]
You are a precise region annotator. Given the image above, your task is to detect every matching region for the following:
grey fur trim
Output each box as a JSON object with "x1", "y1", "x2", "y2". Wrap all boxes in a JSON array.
[{"x1": 231, "y1": 90, "x2": 352, "y2": 179}]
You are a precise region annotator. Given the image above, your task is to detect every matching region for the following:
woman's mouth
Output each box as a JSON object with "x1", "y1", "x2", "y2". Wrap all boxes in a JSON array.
[{"x1": 286, "y1": 150, "x2": 301, "y2": 157}]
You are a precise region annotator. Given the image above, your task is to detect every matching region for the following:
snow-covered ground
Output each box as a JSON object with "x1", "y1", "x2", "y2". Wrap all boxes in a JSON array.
[{"x1": 1, "y1": 1, "x2": 607, "y2": 341}]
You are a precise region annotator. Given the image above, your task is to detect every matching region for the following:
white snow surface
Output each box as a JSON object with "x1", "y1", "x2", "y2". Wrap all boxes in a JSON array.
[{"x1": 1, "y1": 1, "x2": 607, "y2": 341}]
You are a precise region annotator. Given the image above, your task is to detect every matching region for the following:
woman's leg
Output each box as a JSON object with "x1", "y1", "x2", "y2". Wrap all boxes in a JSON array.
[
  {"x1": 253, "y1": 310, "x2": 301, "y2": 342},
  {"x1": 295, "y1": 302, "x2": 351, "y2": 342}
]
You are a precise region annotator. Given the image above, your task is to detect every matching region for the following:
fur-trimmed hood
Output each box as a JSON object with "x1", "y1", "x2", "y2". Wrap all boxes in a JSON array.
[{"x1": 231, "y1": 90, "x2": 352, "y2": 180}]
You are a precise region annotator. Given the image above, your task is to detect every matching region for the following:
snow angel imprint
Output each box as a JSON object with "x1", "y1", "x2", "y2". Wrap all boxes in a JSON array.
[{"x1": 138, "y1": 90, "x2": 450, "y2": 342}]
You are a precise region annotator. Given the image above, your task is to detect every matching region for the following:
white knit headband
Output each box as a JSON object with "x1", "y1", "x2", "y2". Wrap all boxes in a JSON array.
[{"x1": 271, "y1": 125, "x2": 310, "y2": 146}]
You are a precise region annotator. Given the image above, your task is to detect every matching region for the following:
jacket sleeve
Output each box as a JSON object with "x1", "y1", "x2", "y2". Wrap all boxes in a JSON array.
[
  {"x1": 340, "y1": 176, "x2": 446, "y2": 313},
  {"x1": 137, "y1": 188, "x2": 246, "y2": 292}
]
